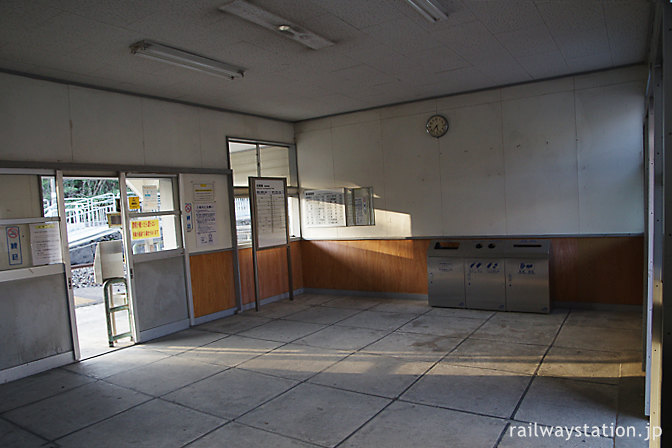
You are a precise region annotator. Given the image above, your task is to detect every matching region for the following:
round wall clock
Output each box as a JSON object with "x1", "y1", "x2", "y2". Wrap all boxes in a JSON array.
[{"x1": 426, "y1": 114, "x2": 449, "y2": 138}]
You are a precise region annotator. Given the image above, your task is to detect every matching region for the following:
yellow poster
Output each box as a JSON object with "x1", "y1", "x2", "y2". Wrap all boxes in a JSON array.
[
  {"x1": 128, "y1": 196, "x2": 140, "y2": 210},
  {"x1": 131, "y1": 219, "x2": 160, "y2": 240}
]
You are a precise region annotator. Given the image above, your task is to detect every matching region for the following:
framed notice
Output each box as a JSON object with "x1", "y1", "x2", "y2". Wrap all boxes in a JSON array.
[
  {"x1": 303, "y1": 189, "x2": 346, "y2": 227},
  {"x1": 249, "y1": 177, "x2": 288, "y2": 249}
]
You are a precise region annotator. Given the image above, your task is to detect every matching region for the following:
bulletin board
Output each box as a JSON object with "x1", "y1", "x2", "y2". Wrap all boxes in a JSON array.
[
  {"x1": 249, "y1": 177, "x2": 289, "y2": 249},
  {"x1": 180, "y1": 173, "x2": 233, "y2": 253}
]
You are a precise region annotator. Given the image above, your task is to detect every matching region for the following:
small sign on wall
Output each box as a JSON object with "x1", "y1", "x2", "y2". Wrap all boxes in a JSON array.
[
  {"x1": 6, "y1": 226, "x2": 23, "y2": 266},
  {"x1": 29, "y1": 223, "x2": 62, "y2": 265}
]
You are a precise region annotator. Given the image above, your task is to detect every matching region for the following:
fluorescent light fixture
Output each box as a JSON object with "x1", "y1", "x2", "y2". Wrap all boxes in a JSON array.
[
  {"x1": 129, "y1": 40, "x2": 245, "y2": 80},
  {"x1": 405, "y1": 0, "x2": 448, "y2": 23},
  {"x1": 218, "y1": 0, "x2": 334, "y2": 50}
]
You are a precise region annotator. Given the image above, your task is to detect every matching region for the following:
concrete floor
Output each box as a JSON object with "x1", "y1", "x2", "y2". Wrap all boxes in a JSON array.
[{"x1": 0, "y1": 294, "x2": 649, "y2": 447}]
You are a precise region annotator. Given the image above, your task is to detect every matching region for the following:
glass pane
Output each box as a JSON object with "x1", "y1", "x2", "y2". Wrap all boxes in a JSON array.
[
  {"x1": 230, "y1": 142, "x2": 258, "y2": 187},
  {"x1": 288, "y1": 195, "x2": 300, "y2": 238},
  {"x1": 234, "y1": 196, "x2": 252, "y2": 245},
  {"x1": 259, "y1": 145, "x2": 290, "y2": 181},
  {"x1": 130, "y1": 215, "x2": 181, "y2": 254},
  {"x1": 126, "y1": 178, "x2": 175, "y2": 212}
]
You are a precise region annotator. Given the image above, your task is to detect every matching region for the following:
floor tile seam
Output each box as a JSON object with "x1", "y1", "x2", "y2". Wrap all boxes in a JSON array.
[
  {"x1": 49, "y1": 394, "x2": 158, "y2": 443},
  {"x1": 181, "y1": 420, "x2": 329, "y2": 448},
  {"x1": 332, "y1": 400, "x2": 397, "y2": 448},
  {"x1": 278, "y1": 308, "x2": 367, "y2": 326},
  {"x1": 178, "y1": 420, "x2": 232, "y2": 448},
  {"x1": 300, "y1": 378, "x2": 401, "y2": 401},
  {"x1": 0, "y1": 374, "x2": 96, "y2": 416},
  {"x1": 0, "y1": 413, "x2": 52, "y2": 445},
  {"x1": 233, "y1": 348, "x2": 357, "y2": 383},
  {"x1": 549, "y1": 343, "x2": 643, "y2": 354},
  {"x1": 67, "y1": 348, "x2": 183, "y2": 381},
  {"x1": 467, "y1": 334, "x2": 553, "y2": 347},
  {"x1": 508, "y1": 310, "x2": 572, "y2": 421},
  {"x1": 438, "y1": 359, "x2": 537, "y2": 377},
  {"x1": 98, "y1": 364, "x2": 234, "y2": 400},
  {"x1": 395, "y1": 397, "x2": 512, "y2": 421},
  {"x1": 534, "y1": 371, "x2": 621, "y2": 387}
]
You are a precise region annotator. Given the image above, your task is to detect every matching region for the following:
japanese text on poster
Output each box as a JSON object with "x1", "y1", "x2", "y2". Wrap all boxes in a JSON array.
[
  {"x1": 195, "y1": 203, "x2": 217, "y2": 247},
  {"x1": 29, "y1": 222, "x2": 62, "y2": 265},
  {"x1": 131, "y1": 219, "x2": 160, "y2": 240}
]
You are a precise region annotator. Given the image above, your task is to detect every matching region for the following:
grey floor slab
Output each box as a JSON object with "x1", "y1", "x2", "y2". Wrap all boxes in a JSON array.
[
  {"x1": 401, "y1": 363, "x2": 530, "y2": 418},
  {"x1": 498, "y1": 426, "x2": 614, "y2": 447},
  {"x1": 187, "y1": 422, "x2": 317, "y2": 448},
  {"x1": 295, "y1": 326, "x2": 388, "y2": 351},
  {"x1": 336, "y1": 310, "x2": 417, "y2": 331},
  {"x1": 104, "y1": 355, "x2": 225, "y2": 396},
  {"x1": 239, "y1": 382, "x2": 390, "y2": 447},
  {"x1": 370, "y1": 299, "x2": 431, "y2": 314},
  {"x1": 137, "y1": 329, "x2": 228, "y2": 355},
  {"x1": 237, "y1": 343, "x2": 350, "y2": 381},
  {"x1": 0, "y1": 368, "x2": 94, "y2": 413},
  {"x1": 470, "y1": 317, "x2": 561, "y2": 346},
  {"x1": 56, "y1": 399, "x2": 225, "y2": 448},
  {"x1": 398, "y1": 314, "x2": 484, "y2": 338},
  {"x1": 515, "y1": 376, "x2": 619, "y2": 429},
  {"x1": 340, "y1": 401, "x2": 506, "y2": 448},
  {"x1": 291, "y1": 294, "x2": 340, "y2": 306},
  {"x1": 63, "y1": 346, "x2": 171, "y2": 379},
  {"x1": 4, "y1": 381, "x2": 150, "y2": 440},
  {"x1": 443, "y1": 338, "x2": 547, "y2": 375},
  {"x1": 538, "y1": 346, "x2": 623, "y2": 384},
  {"x1": 242, "y1": 302, "x2": 310, "y2": 319},
  {"x1": 362, "y1": 331, "x2": 462, "y2": 362},
  {"x1": 564, "y1": 310, "x2": 642, "y2": 330},
  {"x1": 615, "y1": 377, "x2": 650, "y2": 448},
  {"x1": 163, "y1": 368, "x2": 298, "y2": 419},
  {"x1": 321, "y1": 296, "x2": 384, "y2": 310},
  {"x1": 0, "y1": 418, "x2": 50, "y2": 448},
  {"x1": 281, "y1": 306, "x2": 360, "y2": 325},
  {"x1": 309, "y1": 352, "x2": 433, "y2": 398},
  {"x1": 554, "y1": 325, "x2": 642, "y2": 352},
  {"x1": 175, "y1": 335, "x2": 282, "y2": 367},
  {"x1": 196, "y1": 315, "x2": 272, "y2": 335},
  {"x1": 427, "y1": 307, "x2": 495, "y2": 320},
  {"x1": 238, "y1": 320, "x2": 326, "y2": 343}
]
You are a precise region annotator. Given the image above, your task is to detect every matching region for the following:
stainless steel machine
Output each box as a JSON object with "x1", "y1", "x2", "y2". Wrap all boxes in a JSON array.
[{"x1": 427, "y1": 239, "x2": 551, "y2": 313}]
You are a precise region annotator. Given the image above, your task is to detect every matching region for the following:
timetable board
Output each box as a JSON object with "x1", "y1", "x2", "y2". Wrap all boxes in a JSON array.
[
  {"x1": 303, "y1": 189, "x2": 346, "y2": 227},
  {"x1": 250, "y1": 177, "x2": 288, "y2": 249}
]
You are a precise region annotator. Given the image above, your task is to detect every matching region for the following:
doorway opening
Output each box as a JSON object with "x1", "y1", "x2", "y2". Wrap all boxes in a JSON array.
[{"x1": 43, "y1": 176, "x2": 134, "y2": 359}]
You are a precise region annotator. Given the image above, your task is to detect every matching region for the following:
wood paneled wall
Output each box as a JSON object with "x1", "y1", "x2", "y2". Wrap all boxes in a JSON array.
[
  {"x1": 238, "y1": 241, "x2": 304, "y2": 305},
  {"x1": 301, "y1": 237, "x2": 644, "y2": 305},
  {"x1": 189, "y1": 250, "x2": 236, "y2": 318},
  {"x1": 190, "y1": 242, "x2": 304, "y2": 318}
]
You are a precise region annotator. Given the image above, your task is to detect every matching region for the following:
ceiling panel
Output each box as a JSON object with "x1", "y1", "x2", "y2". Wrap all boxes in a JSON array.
[{"x1": 0, "y1": 0, "x2": 653, "y2": 121}]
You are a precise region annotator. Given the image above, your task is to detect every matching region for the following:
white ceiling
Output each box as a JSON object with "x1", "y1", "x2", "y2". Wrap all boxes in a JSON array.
[{"x1": 0, "y1": 0, "x2": 653, "y2": 122}]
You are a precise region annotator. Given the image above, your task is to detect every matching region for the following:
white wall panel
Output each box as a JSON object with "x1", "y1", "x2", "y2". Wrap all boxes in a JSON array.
[
  {"x1": 0, "y1": 73, "x2": 71, "y2": 162},
  {"x1": 439, "y1": 103, "x2": 507, "y2": 235},
  {"x1": 142, "y1": 99, "x2": 201, "y2": 167},
  {"x1": 381, "y1": 114, "x2": 443, "y2": 237},
  {"x1": 576, "y1": 82, "x2": 645, "y2": 233},
  {"x1": 198, "y1": 109, "x2": 229, "y2": 170},
  {"x1": 502, "y1": 91, "x2": 580, "y2": 234},
  {"x1": 69, "y1": 86, "x2": 144, "y2": 165}
]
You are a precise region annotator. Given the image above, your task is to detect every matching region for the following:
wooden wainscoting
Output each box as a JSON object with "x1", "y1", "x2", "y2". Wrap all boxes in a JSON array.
[
  {"x1": 301, "y1": 236, "x2": 644, "y2": 305},
  {"x1": 239, "y1": 241, "x2": 304, "y2": 305},
  {"x1": 190, "y1": 242, "x2": 304, "y2": 317},
  {"x1": 189, "y1": 250, "x2": 236, "y2": 318}
]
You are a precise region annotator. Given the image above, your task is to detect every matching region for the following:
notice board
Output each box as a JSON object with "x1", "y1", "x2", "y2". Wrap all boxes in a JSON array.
[{"x1": 250, "y1": 177, "x2": 288, "y2": 249}]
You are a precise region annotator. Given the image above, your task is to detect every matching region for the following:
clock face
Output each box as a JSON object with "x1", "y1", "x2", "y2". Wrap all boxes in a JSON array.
[{"x1": 426, "y1": 114, "x2": 448, "y2": 138}]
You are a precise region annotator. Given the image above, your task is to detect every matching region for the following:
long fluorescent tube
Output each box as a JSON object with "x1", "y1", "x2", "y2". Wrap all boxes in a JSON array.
[
  {"x1": 219, "y1": 0, "x2": 334, "y2": 50},
  {"x1": 405, "y1": 0, "x2": 448, "y2": 23},
  {"x1": 129, "y1": 40, "x2": 245, "y2": 80}
]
